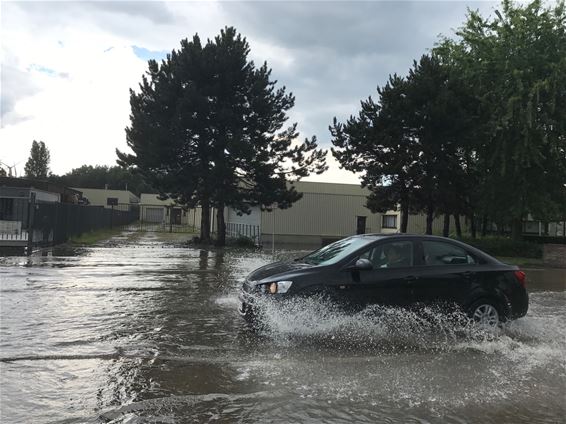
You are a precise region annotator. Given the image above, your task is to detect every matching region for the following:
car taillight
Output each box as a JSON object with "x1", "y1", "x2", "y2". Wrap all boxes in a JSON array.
[{"x1": 514, "y1": 270, "x2": 526, "y2": 288}]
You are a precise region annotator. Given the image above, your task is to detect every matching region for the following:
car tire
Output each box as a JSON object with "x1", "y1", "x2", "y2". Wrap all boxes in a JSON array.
[{"x1": 467, "y1": 299, "x2": 505, "y2": 327}]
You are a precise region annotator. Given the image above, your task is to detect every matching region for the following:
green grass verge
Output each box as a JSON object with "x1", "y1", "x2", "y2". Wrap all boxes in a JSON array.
[{"x1": 68, "y1": 228, "x2": 124, "y2": 246}]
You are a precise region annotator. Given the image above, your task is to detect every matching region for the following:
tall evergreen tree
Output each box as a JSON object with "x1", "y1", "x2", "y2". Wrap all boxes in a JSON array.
[
  {"x1": 117, "y1": 27, "x2": 326, "y2": 245},
  {"x1": 331, "y1": 74, "x2": 419, "y2": 233},
  {"x1": 24, "y1": 140, "x2": 50, "y2": 179},
  {"x1": 331, "y1": 55, "x2": 473, "y2": 234}
]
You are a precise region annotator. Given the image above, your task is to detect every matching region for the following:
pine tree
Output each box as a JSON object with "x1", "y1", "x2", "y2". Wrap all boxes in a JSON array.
[
  {"x1": 24, "y1": 140, "x2": 51, "y2": 179},
  {"x1": 118, "y1": 27, "x2": 326, "y2": 245},
  {"x1": 331, "y1": 55, "x2": 475, "y2": 235}
]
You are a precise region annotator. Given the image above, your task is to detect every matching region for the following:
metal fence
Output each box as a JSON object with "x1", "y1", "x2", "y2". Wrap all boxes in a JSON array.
[
  {"x1": 225, "y1": 222, "x2": 261, "y2": 245},
  {"x1": 0, "y1": 195, "x2": 138, "y2": 254},
  {"x1": 119, "y1": 204, "x2": 200, "y2": 233}
]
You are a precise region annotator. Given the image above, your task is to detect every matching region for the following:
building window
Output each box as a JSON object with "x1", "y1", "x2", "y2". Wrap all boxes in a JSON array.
[
  {"x1": 382, "y1": 214, "x2": 397, "y2": 229},
  {"x1": 0, "y1": 198, "x2": 14, "y2": 220},
  {"x1": 107, "y1": 197, "x2": 118, "y2": 206}
]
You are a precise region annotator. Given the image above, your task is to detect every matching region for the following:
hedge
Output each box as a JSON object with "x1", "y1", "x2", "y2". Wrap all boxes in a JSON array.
[{"x1": 458, "y1": 236, "x2": 543, "y2": 259}]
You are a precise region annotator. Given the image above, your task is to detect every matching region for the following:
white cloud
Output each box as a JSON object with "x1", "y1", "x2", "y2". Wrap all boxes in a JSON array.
[
  {"x1": 1, "y1": 4, "x2": 149, "y2": 174},
  {"x1": 303, "y1": 151, "x2": 361, "y2": 185}
]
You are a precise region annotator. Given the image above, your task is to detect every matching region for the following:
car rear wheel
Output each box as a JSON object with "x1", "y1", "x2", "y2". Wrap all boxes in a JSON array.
[{"x1": 468, "y1": 300, "x2": 503, "y2": 327}]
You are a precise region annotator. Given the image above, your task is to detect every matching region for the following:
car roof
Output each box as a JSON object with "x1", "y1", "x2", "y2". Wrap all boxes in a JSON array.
[
  {"x1": 352, "y1": 233, "x2": 440, "y2": 239},
  {"x1": 356, "y1": 233, "x2": 460, "y2": 240}
]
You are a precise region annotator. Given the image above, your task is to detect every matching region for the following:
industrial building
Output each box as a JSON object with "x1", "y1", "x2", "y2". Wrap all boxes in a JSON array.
[
  {"x1": 139, "y1": 193, "x2": 201, "y2": 227},
  {"x1": 74, "y1": 187, "x2": 139, "y2": 208},
  {"x1": 225, "y1": 181, "x2": 455, "y2": 246}
]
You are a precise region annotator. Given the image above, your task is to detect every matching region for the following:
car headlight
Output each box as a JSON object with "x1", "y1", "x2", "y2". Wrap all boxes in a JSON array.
[{"x1": 266, "y1": 280, "x2": 293, "y2": 294}]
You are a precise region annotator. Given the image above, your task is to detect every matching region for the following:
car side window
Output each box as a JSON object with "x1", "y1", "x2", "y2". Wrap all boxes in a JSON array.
[
  {"x1": 360, "y1": 241, "x2": 414, "y2": 269},
  {"x1": 422, "y1": 241, "x2": 476, "y2": 266}
]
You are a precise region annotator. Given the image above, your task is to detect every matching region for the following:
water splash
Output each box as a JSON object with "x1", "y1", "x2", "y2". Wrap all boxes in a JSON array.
[{"x1": 244, "y1": 292, "x2": 566, "y2": 367}]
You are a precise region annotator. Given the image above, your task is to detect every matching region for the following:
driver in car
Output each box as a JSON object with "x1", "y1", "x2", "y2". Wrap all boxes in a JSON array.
[{"x1": 381, "y1": 244, "x2": 410, "y2": 268}]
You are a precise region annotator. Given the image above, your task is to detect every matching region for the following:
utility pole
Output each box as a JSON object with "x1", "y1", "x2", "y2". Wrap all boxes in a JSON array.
[
  {"x1": 26, "y1": 193, "x2": 36, "y2": 256},
  {"x1": 271, "y1": 203, "x2": 277, "y2": 258}
]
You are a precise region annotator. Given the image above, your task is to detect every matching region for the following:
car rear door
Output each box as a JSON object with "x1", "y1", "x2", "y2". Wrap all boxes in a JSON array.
[
  {"x1": 410, "y1": 240, "x2": 479, "y2": 308},
  {"x1": 345, "y1": 239, "x2": 416, "y2": 307}
]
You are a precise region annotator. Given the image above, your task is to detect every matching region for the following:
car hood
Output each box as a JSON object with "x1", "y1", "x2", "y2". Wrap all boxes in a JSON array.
[{"x1": 247, "y1": 261, "x2": 314, "y2": 283}]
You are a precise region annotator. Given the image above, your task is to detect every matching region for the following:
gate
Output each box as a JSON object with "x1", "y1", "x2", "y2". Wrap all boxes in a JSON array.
[{"x1": 120, "y1": 204, "x2": 201, "y2": 233}]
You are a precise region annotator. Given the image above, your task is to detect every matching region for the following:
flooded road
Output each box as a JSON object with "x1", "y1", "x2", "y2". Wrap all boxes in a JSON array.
[{"x1": 1, "y1": 232, "x2": 565, "y2": 423}]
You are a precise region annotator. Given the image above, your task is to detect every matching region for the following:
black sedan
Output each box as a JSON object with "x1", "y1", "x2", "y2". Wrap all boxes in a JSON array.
[{"x1": 239, "y1": 234, "x2": 528, "y2": 327}]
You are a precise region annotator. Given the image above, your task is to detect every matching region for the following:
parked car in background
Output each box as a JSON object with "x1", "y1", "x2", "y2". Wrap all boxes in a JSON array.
[{"x1": 239, "y1": 234, "x2": 529, "y2": 327}]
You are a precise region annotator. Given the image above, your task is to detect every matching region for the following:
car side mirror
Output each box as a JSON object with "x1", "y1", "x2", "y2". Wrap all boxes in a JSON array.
[{"x1": 345, "y1": 258, "x2": 373, "y2": 271}]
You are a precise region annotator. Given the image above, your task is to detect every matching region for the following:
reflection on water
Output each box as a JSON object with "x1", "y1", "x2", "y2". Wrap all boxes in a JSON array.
[{"x1": 0, "y1": 233, "x2": 565, "y2": 423}]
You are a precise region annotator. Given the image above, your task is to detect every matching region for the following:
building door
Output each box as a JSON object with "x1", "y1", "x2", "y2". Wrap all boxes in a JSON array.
[
  {"x1": 356, "y1": 216, "x2": 367, "y2": 234},
  {"x1": 172, "y1": 208, "x2": 182, "y2": 225},
  {"x1": 146, "y1": 207, "x2": 164, "y2": 223}
]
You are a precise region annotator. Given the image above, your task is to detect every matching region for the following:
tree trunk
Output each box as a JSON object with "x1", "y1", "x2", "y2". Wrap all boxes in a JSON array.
[
  {"x1": 442, "y1": 213, "x2": 450, "y2": 237},
  {"x1": 215, "y1": 204, "x2": 226, "y2": 247},
  {"x1": 454, "y1": 214, "x2": 462, "y2": 239},
  {"x1": 498, "y1": 220, "x2": 505, "y2": 236},
  {"x1": 400, "y1": 203, "x2": 409, "y2": 233},
  {"x1": 511, "y1": 217, "x2": 522, "y2": 241},
  {"x1": 481, "y1": 215, "x2": 488, "y2": 237},
  {"x1": 200, "y1": 201, "x2": 211, "y2": 243},
  {"x1": 470, "y1": 214, "x2": 477, "y2": 239},
  {"x1": 425, "y1": 205, "x2": 434, "y2": 235}
]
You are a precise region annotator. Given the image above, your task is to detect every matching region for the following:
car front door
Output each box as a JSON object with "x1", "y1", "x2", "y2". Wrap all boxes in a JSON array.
[
  {"x1": 345, "y1": 240, "x2": 416, "y2": 307},
  {"x1": 410, "y1": 240, "x2": 479, "y2": 308}
]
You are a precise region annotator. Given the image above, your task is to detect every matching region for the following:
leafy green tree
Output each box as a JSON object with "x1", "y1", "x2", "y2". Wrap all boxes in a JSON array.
[
  {"x1": 50, "y1": 165, "x2": 154, "y2": 197},
  {"x1": 435, "y1": 0, "x2": 566, "y2": 239},
  {"x1": 118, "y1": 27, "x2": 326, "y2": 245},
  {"x1": 24, "y1": 140, "x2": 50, "y2": 179}
]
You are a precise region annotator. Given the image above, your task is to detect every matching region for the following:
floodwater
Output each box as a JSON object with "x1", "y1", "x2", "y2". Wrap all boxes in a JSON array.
[{"x1": 1, "y1": 232, "x2": 565, "y2": 423}]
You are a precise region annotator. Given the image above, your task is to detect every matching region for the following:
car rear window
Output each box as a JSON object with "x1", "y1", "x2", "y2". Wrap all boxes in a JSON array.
[{"x1": 422, "y1": 241, "x2": 476, "y2": 265}]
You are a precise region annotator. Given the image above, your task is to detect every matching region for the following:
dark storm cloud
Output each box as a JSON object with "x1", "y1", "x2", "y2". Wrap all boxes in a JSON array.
[
  {"x1": 83, "y1": 1, "x2": 176, "y2": 24},
  {"x1": 220, "y1": 1, "x2": 497, "y2": 144},
  {"x1": 12, "y1": 1, "x2": 176, "y2": 26}
]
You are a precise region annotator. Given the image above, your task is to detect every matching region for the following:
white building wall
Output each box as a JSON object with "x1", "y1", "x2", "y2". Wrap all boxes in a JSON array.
[
  {"x1": 31, "y1": 189, "x2": 60, "y2": 203},
  {"x1": 226, "y1": 206, "x2": 261, "y2": 227}
]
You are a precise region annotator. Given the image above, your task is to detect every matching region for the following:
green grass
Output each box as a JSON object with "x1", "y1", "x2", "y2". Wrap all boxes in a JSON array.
[{"x1": 68, "y1": 228, "x2": 124, "y2": 246}]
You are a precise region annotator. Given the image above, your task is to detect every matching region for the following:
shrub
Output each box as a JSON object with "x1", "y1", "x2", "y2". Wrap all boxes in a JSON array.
[
  {"x1": 227, "y1": 235, "x2": 257, "y2": 248},
  {"x1": 458, "y1": 236, "x2": 543, "y2": 258}
]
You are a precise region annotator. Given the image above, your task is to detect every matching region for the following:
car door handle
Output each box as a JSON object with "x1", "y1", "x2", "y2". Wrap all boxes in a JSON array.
[
  {"x1": 404, "y1": 276, "x2": 418, "y2": 282},
  {"x1": 461, "y1": 271, "x2": 474, "y2": 279}
]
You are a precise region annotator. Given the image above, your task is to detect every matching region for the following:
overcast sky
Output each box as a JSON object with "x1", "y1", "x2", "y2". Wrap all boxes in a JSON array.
[{"x1": 1, "y1": 0, "x2": 497, "y2": 183}]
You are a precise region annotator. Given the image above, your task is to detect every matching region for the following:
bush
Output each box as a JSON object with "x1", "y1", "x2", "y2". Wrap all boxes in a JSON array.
[
  {"x1": 522, "y1": 235, "x2": 566, "y2": 245},
  {"x1": 226, "y1": 235, "x2": 257, "y2": 248},
  {"x1": 458, "y1": 236, "x2": 543, "y2": 259}
]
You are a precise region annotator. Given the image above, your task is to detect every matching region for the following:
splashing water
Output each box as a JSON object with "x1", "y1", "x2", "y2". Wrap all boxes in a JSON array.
[{"x1": 243, "y1": 292, "x2": 566, "y2": 370}]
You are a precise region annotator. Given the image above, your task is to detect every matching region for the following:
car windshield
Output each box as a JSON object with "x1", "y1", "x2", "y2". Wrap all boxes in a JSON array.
[{"x1": 301, "y1": 237, "x2": 375, "y2": 266}]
